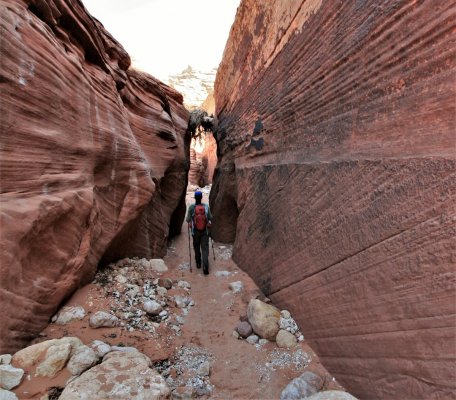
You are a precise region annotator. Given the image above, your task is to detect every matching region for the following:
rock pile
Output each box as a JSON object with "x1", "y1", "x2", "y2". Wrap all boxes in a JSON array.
[
  {"x1": 91, "y1": 257, "x2": 193, "y2": 336},
  {"x1": 234, "y1": 299, "x2": 304, "y2": 348}
]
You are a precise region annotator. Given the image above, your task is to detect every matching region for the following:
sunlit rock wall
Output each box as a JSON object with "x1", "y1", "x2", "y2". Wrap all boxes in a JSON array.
[
  {"x1": 211, "y1": 0, "x2": 456, "y2": 398},
  {"x1": 0, "y1": 0, "x2": 189, "y2": 352}
]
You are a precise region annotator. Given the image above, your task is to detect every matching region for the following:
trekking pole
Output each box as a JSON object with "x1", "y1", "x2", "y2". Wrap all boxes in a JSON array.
[
  {"x1": 210, "y1": 235, "x2": 216, "y2": 261},
  {"x1": 188, "y1": 225, "x2": 192, "y2": 272}
]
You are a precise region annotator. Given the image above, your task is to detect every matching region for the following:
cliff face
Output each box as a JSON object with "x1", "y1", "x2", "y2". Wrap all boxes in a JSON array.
[
  {"x1": 211, "y1": 1, "x2": 456, "y2": 399},
  {"x1": 0, "y1": 0, "x2": 189, "y2": 352}
]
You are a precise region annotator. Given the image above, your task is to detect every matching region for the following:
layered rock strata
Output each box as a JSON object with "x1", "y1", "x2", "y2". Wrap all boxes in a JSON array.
[
  {"x1": 0, "y1": 0, "x2": 189, "y2": 352},
  {"x1": 211, "y1": 1, "x2": 456, "y2": 399},
  {"x1": 188, "y1": 134, "x2": 217, "y2": 187}
]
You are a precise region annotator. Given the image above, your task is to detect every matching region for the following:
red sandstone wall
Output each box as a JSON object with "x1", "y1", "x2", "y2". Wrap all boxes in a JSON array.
[
  {"x1": 188, "y1": 134, "x2": 217, "y2": 187},
  {"x1": 211, "y1": 0, "x2": 456, "y2": 398},
  {"x1": 0, "y1": 0, "x2": 189, "y2": 352}
]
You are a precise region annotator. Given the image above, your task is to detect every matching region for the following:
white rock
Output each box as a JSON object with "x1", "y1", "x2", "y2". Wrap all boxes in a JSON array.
[
  {"x1": 109, "y1": 346, "x2": 139, "y2": 354},
  {"x1": 177, "y1": 280, "x2": 191, "y2": 289},
  {"x1": 156, "y1": 286, "x2": 168, "y2": 296},
  {"x1": 59, "y1": 351, "x2": 169, "y2": 400},
  {"x1": 0, "y1": 389, "x2": 18, "y2": 400},
  {"x1": 116, "y1": 275, "x2": 128, "y2": 284},
  {"x1": 229, "y1": 281, "x2": 244, "y2": 293},
  {"x1": 148, "y1": 259, "x2": 168, "y2": 273},
  {"x1": 174, "y1": 296, "x2": 190, "y2": 308},
  {"x1": 298, "y1": 335, "x2": 305, "y2": 342},
  {"x1": 232, "y1": 331, "x2": 240, "y2": 339},
  {"x1": 279, "y1": 316, "x2": 299, "y2": 334},
  {"x1": 246, "y1": 335, "x2": 259, "y2": 344},
  {"x1": 91, "y1": 341, "x2": 111, "y2": 358},
  {"x1": 215, "y1": 271, "x2": 231, "y2": 277},
  {"x1": 247, "y1": 299, "x2": 281, "y2": 341},
  {"x1": 0, "y1": 356, "x2": 11, "y2": 365},
  {"x1": 197, "y1": 361, "x2": 211, "y2": 377},
  {"x1": 0, "y1": 365, "x2": 24, "y2": 390},
  {"x1": 276, "y1": 329, "x2": 298, "y2": 349},
  {"x1": 12, "y1": 338, "x2": 83, "y2": 369},
  {"x1": 159, "y1": 310, "x2": 168, "y2": 318},
  {"x1": 280, "y1": 371, "x2": 323, "y2": 400},
  {"x1": 67, "y1": 345, "x2": 99, "y2": 376},
  {"x1": 52, "y1": 306, "x2": 86, "y2": 325},
  {"x1": 305, "y1": 391, "x2": 359, "y2": 400},
  {"x1": 280, "y1": 310, "x2": 291, "y2": 319},
  {"x1": 36, "y1": 342, "x2": 72, "y2": 377},
  {"x1": 259, "y1": 339, "x2": 269, "y2": 346},
  {"x1": 143, "y1": 300, "x2": 163, "y2": 316},
  {"x1": 176, "y1": 316, "x2": 186, "y2": 325},
  {"x1": 89, "y1": 311, "x2": 119, "y2": 328}
]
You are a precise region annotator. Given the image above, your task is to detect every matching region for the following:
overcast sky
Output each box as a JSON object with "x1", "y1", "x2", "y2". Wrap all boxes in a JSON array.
[{"x1": 81, "y1": 0, "x2": 240, "y2": 81}]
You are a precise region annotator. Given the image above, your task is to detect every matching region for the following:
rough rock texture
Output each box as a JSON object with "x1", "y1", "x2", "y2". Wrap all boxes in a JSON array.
[
  {"x1": 280, "y1": 371, "x2": 323, "y2": 400},
  {"x1": 0, "y1": 0, "x2": 189, "y2": 353},
  {"x1": 247, "y1": 299, "x2": 280, "y2": 341},
  {"x1": 59, "y1": 350, "x2": 171, "y2": 399},
  {"x1": 211, "y1": 0, "x2": 456, "y2": 399}
]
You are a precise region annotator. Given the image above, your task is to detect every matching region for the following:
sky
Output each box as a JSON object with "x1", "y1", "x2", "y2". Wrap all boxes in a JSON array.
[{"x1": 81, "y1": 0, "x2": 240, "y2": 81}]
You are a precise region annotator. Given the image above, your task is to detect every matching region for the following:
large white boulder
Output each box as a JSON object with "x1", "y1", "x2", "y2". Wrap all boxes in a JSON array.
[{"x1": 247, "y1": 299, "x2": 281, "y2": 340}]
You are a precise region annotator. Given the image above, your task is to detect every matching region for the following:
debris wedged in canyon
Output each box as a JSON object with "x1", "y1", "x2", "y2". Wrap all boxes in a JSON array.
[
  {"x1": 0, "y1": 0, "x2": 189, "y2": 353},
  {"x1": 210, "y1": 0, "x2": 456, "y2": 399}
]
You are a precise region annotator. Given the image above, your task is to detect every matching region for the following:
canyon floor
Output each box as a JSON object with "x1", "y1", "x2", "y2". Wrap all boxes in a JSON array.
[{"x1": 11, "y1": 187, "x2": 344, "y2": 400}]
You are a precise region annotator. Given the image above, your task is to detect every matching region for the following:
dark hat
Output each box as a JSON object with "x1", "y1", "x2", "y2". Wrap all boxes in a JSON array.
[{"x1": 194, "y1": 190, "x2": 202, "y2": 198}]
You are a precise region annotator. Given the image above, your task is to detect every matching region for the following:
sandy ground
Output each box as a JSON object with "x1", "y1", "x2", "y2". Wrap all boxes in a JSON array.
[{"x1": 13, "y1": 188, "x2": 342, "y2": 400}]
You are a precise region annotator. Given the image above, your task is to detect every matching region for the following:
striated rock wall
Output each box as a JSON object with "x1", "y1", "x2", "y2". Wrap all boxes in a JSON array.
[
  {"x1": 188, "y1": 134, "x2": 217, "y2": 187},
  {"x1": 0, "y1": 0, "x2": 189, "y2": 352},
  {"x1": 211, "y1": 0, "x2": 456, "y2": 399}
]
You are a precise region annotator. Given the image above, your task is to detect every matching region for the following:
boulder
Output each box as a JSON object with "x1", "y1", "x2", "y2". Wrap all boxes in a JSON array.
[
  {"x1": 280, "y1": 371, "x2": 324, "y2": 400},
  {"x1": 0, "y1": 389, "x2": 18, "y2": 400},
  {"x1": 305, "y1": 391, "x2": 359, "y2": 400},
  {"x1": 36, "y1": 342, "x2": 72, "y2": 377},
  {"x1": 235, "y1": 321, "x2": 253, "y2": 338},
  {"x1": 148, "y1": 259, "x2": 169, "y2": 273},
  {"x1": 158, "y1": 278, "x2": 173, "y2": 289},
  {"x1": 143, "y1": 300, "x2": 163, "y2": 316},
  {"x1": 52, "y1": 306, "x2": 86, "y2": 325},
  {"x1": 89, "y1": 312, "x2": 119, "y2": 328},
  {"x1": 59, "y1": 351, "x2": 170, "y2": 399},
  {"x1": 276, "y1": 329, "x2": 298, "y2": 349},
  {"x1": 0, "y1": 365, "x2": 24, "y2": 390},
  {"x1": 247, "y1": 299, "x2": 280, "y2": 340},
  {"x1": 13, "y1": 338, "x2": 83, "y2": 369},
  {"x1": 67, "y1": 345, "x2": 99, "y2": 376}
]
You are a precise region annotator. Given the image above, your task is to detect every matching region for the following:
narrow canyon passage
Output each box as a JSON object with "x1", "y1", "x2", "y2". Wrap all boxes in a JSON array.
[{"x1": 10, "y1": 187, "x2": 346, "y2": 400}]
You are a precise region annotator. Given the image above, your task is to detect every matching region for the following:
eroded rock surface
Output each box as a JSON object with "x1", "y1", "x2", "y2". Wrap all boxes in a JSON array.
[
  {"x1": 211, "y1": 0, "x2": 456, "y2": 398},
  {"x1": 0, "y1": 0, "x2": 189, "y2": 352}
]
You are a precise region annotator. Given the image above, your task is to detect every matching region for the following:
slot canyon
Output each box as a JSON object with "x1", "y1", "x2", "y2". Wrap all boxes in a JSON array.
[{"x1": 0, "y1": 0, "x2": 455, "y2": 399}]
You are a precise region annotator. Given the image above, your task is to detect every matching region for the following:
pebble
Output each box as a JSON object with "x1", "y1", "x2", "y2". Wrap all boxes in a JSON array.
[
  {"x1": 229, "y1": 281, "x2": 244, "y2": 293},
  {"x1": 259, "y1": 339, "x2": 269, "y2": 346},
  {"x1": 276, "y1": 329, "x2": 298, "y2": 349},
  {"x1": 89, "y1": 311, "x2": 119, "y2": 328},
  {"x1": 246, "y1": 335, "x2": 259, "y2": 344},
  {"x1": 281, "y1": 310, "x2": 291, "y2": 319},
  {"x1": 232, "y1": 331, "x2": 240, "y2": 339},
  {"x1": 158, "y1": 278, "x2": 173, "y2": 289},
  {"x1": 215, "y1": 271, "x2": 231, "y2": 277},
  {"x1": 197, "y1": 361, "x2": 211, "y2": 377},
  {"x1": 177, "y1": 280, "x2": 191, "y2": 289},
  {"x1": 116, "y1": 275, "x2": 127, "y2": 284},
  {"x1": 143, "y1": 300, "x2": 163, "y2": 316},
  {"x1": 236, "y1": 321, "x2": 253, "y2": 338}
]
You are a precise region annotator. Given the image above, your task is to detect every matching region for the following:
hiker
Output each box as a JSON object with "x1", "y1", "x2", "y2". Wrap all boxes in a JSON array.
[{"x1": 186, "y1": 190, "x2": 213, "y2": 275}]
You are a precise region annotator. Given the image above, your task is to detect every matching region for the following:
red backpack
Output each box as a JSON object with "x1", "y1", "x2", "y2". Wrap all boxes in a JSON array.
[{"x1": 193, "y1": 204, "x2": 208, "y2": 231}]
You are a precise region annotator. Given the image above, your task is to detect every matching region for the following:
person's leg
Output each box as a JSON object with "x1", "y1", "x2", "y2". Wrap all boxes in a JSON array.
[
  {"x1": 201, "y1": 234, "x2": 209, "y2": 275},
  {"x1": 193, "y1": 231, "x2": 202, "y2": 268}
]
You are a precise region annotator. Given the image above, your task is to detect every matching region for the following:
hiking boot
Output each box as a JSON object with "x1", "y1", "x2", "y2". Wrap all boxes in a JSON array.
[
  {"x1": 196, "y1": 264, "x2": 201, "y2": 269},
  {"x1": 203, "y1": 265, "x2": 209, "y2": 275}
]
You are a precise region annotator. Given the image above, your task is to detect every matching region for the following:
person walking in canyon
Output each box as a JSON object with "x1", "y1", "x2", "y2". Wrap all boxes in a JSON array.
[{"x1": 186, "y1": 190, "x2": 213, "y2": 275}]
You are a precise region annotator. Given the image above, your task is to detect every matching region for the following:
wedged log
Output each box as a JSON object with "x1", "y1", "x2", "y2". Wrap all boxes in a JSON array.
[
  {"x1": 211, "y1": 0, "x2": 456, "y2": 399},
  {"x1": 0, "y1": 0, "x2": 189, "y2": 352}
]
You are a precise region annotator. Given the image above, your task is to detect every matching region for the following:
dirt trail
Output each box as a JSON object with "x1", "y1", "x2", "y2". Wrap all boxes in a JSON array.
[{"x1": 13, "y1": 187, "x2": 341, "y2": 400}]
